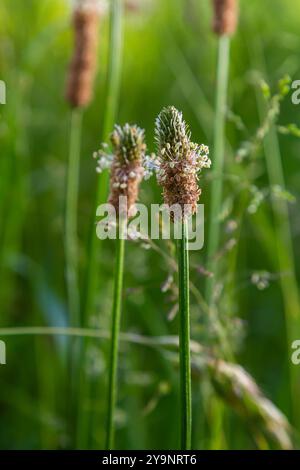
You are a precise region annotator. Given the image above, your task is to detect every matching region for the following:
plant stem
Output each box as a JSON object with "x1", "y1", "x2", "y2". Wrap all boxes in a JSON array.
[
  {"x1": 82, "y1": 0, "x2": 123, "y2": 322},
  {"x1": 177, "y1": 219, "x2": 192, "y2": 450},
  {"x1": 77, "y1": 0, "x2": 123, "y2": 448},
  {"x1": 204, "y1": 36, "x2": 230, "y2": 450},
  {"x1": 65, "y1": 109, "x2": 82, "y2": 445},
  {"x1": 65, "y1": 109, "x2": 82, "y2": 326},
  {"x1": 0, "y1": 327, "x2": 202, "y2": 353},
  {"x1": 106, "y1": 218, "x2": 126, "y2": 450},
  {"x1": 205, "y1": 36, "x2": 230, "y2": 304}
]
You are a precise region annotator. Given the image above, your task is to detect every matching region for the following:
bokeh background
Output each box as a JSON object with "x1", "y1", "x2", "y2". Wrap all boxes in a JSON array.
[{"x1": 0, "y1": 0, "x2": 300, "y2": 450}]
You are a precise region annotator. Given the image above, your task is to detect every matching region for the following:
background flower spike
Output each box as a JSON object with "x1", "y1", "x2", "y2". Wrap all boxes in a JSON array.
[{"x1": 212, "y1": 0, "x2": 239, "y2": 37}]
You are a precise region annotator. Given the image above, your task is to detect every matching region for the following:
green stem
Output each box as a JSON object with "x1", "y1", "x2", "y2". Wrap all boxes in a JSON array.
[
  {"x1": 77, "y1": 0, "x2": 123, "y2": 448},
  {"x1": 204, "y1": 35, "x2": 230, "y2": 450},
  {"x1": 65, "y1": 109, "x2": 82, "y2": 446},
  {"x1": 82, "y1": 0, "x2": 123, "y2": 322},
  {"x1": 65, "y1": 109, "x2": 82, "y2": 326},
  {"x1": 0, "y1": 327, "x2": 201, "y2": 353},
  {"x1": 205, "y1": 36, "x2": 230, "y2": 304},
  {"x1": 177, "y1": 220, "x2": 192, "y2": 450},
  {"x1": 106, "y1": 218, "x2": 126, "y2": 450}
]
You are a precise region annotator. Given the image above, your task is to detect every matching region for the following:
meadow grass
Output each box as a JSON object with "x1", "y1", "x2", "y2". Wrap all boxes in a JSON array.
[
  {"x1": 250, "y1": 37, "x2": 300, "y2": 428},
  {"x1": 0, "y1": 0, "x2": 299, "y2": 451},
  {"x1": 205, "y1": 35, "x2": 231, "y2": 449},
  {"x1": 77, "y1": 0, "x2": 124, "y2": 449},
  {"x1": 105, "y1": 219, "x2": 125, "y2": 449},
  {"x1": 65, "y1": 109, "x2": 82, "y2": 327},
  {"x1": 82, "y1": 0, "x2": 124, "y2": 322},
  {"x1": 205, "y1": 36, "x2": 230, "y2": 304}
]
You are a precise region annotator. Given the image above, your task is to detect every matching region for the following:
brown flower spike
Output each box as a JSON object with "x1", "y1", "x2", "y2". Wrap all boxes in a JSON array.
[
  {"x1": 154, "y1": 107, "x2": 211, "y2": 220},
  {"x1": 96, "y1": 124, "x2": 146, "y2": 218},
  {"x1": 212, "y1": 0, "x2": 238, "y2": 36},
  {"x1": 65, "y1": 0, "x2": 102, "y2": 108}
]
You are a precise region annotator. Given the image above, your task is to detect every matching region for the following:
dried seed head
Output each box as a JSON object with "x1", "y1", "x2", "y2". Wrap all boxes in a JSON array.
[
  {"x1": 209, "y1": 359, "x2": 293, "y2": 450},
  {"x1": 65, "y1": 0, "x2": 104, "y2": 108},
  {"x1": 212, "y1": 0, "x2": 238, "y2": 36},
  {"x1": 108, "y1": 124, "x2": 146, "y2": 217},
  {"x1": 154, "y1": 106, "x2": 211, "y2": 220}
]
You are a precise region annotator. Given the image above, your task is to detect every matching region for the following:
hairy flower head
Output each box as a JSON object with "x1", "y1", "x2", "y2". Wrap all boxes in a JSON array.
[
  {"x1": 95, "y1": 124, "x2": 146, "y2": 217},
  {"x1": 212, "y1": 0, "x2": 238, "y2": 36},
  {"x1": 65, "y1": 0, "x2": 105, "y2": 108},
  {"x1": 152, "y1": 106, "x2": 211, "y2": 219}
]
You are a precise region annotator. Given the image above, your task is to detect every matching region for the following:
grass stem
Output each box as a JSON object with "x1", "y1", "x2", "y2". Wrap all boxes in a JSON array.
[
  {"x1": 106, "y1": 218, "x2": 126, "y2": 450},
  {"x1": 204, "y1": 35, "x2": 230, "y2": 450},
  {"x1": 77, "y1": 0, "x2": 123, "y2": 448},
  {"x1": 83, "y1": 0, "x2": 123, "y2": 321},
  {"x1": 177, "y1": 219, "x2": 192, "y2": 450},
  {"x1": 65, "y1": 109, "x2": 83, "y2": 445},
  {"x1": 205, "y1": 36, "x2": 230, "y2": 304},
  {"x1": 65, "y1": 109, "x2": 82, "y2": 326}
]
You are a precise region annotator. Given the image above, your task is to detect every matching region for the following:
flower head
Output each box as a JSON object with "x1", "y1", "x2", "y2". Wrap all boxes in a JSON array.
[
  {"x1": 95, "y1": 124, "x2": 146, "y2": 217},
  {"x1": 212, "y1": 0, "x2": 238, "y2": 36},
  {"x1": 65, "y1": 0, "x2": 104, "y2": 108},
  {"x1": 151, "y1": 106, "x2": 211, "y2": 219}
]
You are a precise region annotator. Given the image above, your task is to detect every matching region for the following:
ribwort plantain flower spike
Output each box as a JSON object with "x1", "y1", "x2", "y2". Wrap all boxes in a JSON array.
[
  {"x1": 153, "y1": 106, "x2": 211, "y2": 219},
  {"x1": 95, "y1": 123, "x2": 146, "y2": 217},
  {"x1": 65, "y1": 0, "x2": 106, "y2": 108},
  {"x1": 212, "y1": 0, "x2": 238, "y2": 36}
]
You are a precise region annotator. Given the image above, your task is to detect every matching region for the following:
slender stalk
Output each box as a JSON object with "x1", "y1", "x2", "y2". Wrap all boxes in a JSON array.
[
  {"x1": 77, "y1": 0, "x2": 123, "y2": 448},
  {"x1": 205, "y1": 36, "x2": 230, "y2": 303},
  {"x1": 65, "y1": 109, "x2": 82, "y2": 446},
  {"x1": 0, "y1": 327, "x2": 201, "y2": 353},
  {"x1": 83, "y1": 0, "x2": 123, "y2": 321},
  {"x1": 106, "y1": 218, "x2": 126, "y2": 450},
  {"x1": 204, "y1": 36, "x2": 230, "y2": 450},
  {"x1": 65, "y1": 109, "x2": 82, "y2": 326},
  {"x1": 177, "y1": 220, "x2": 192, "y2": 450}
]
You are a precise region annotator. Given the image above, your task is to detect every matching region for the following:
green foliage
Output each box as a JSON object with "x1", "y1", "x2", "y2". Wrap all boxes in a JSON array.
[{"x1": 0, "y1": 0, "x2": 299, "y2": 450}]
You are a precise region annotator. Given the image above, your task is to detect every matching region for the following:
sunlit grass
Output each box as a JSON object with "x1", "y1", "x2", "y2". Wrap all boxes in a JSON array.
[{"x1": 0, "y1": 0, "x2": 299, "y2": 451}]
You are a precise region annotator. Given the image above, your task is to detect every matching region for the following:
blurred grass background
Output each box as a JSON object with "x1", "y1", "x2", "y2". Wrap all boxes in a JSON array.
[{"x1": 0, "y1": 0, "x2": 300, "y2": 450}]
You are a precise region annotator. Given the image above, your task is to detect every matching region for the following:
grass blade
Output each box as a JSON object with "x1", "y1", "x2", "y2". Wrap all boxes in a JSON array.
[
  {"x1": 205, "y1": 36, "x2": 230, "y2": 303},
  {"x1": 65, "y1": 109, "x2": 82, "y2": 326}
]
